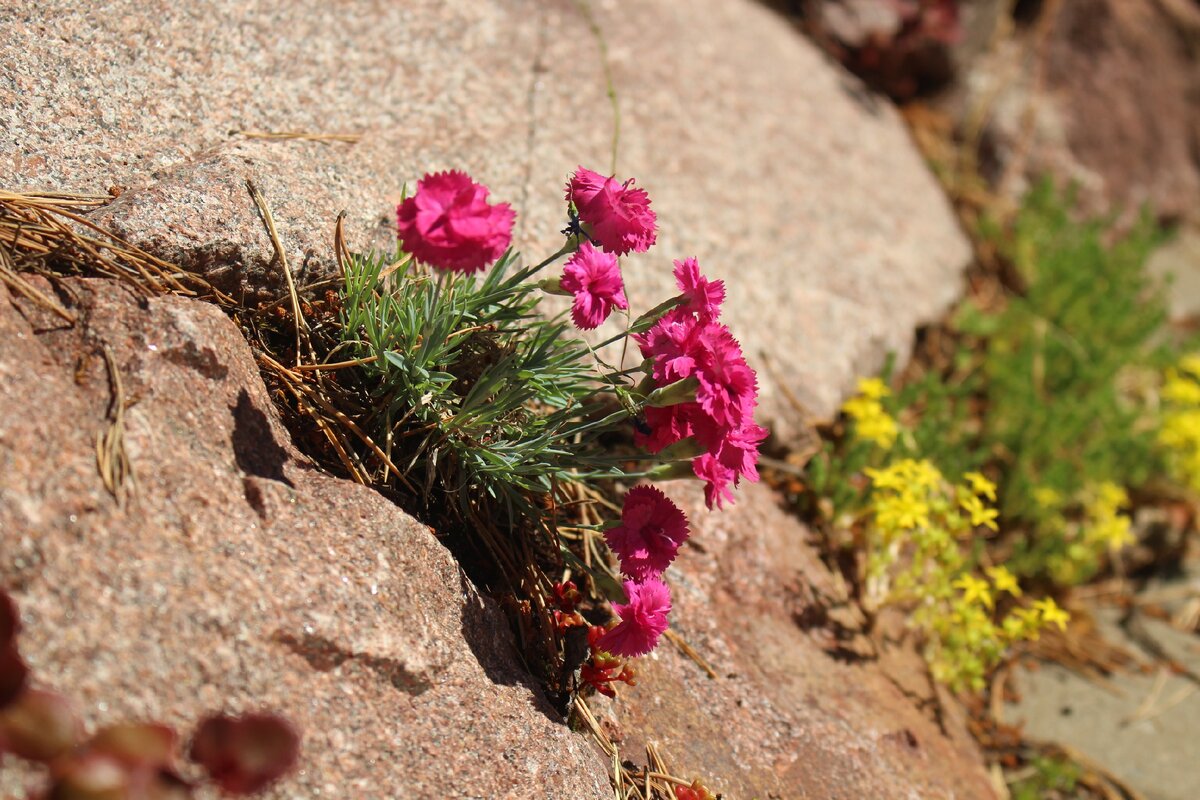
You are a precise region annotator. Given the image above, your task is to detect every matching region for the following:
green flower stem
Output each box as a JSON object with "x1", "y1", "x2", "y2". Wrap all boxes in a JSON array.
[
  {"x1": 529, "y1": 239, "x2": 579, "y2": 276},
  {"x1": 645, "y1": 460, "x2": 697, "y2": 481}
]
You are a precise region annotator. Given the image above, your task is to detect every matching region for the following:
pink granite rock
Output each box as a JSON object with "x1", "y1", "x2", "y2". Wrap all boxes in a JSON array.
[
  {"x1": 0, "y1": 0, "x2": 971, "y2": 442},
  {"x1": 0, "y1": 278, "x2": 995, "y2": 797},
  {"x1": 0, "y1": 0, "x2": 996, "y2": 795},
  {"x1": 0, "y1": 278, "x2": 610, "y2": 798}
]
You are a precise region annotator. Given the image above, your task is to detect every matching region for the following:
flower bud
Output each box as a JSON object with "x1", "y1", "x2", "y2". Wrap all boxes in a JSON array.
[
  {"x1": 536, "y1": 277, "x2": 571, "y2": 296},
  {"x1": 645, "y1": 377, "x2": 699, "y2": 408}
]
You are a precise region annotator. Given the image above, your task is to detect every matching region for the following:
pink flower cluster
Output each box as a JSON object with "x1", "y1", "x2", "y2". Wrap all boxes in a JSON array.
[
  {"x1": 560, "y1": 242, "x2": 628, "y2": 330},
  {"x1": 636, "y1": 258, "x2": 768, "y2": 509},
  {"x1": 392, "y1": 167, "x2": 768, "y2": 668},
  {"x1": 396, "y1": 171, "x2": 515, "y2": 274},
  {"x1": 551, "y1": 166, "x2": 661, "y2": 331},
  {"x1": 594, "y1": 486, "x2": 689, "y2": 658}
]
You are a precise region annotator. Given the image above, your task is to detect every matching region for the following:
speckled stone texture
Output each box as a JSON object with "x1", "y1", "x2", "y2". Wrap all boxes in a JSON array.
[
  {"x1": 0, "y1": 1, "x2": 993, "y2": 796},
  {"x1": 0, "y1": 279, "x2": 610, "y2": 798},
  {"x1": 0, "y1": 277, "x2": 995, "y2": 798},
  {"x1": 0, "y1": 0, "x2": 970, "y2": 443}
]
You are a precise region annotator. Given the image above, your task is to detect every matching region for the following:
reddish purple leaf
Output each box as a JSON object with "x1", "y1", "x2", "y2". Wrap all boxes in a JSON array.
[
  {"x1": 0, "y1": 688, "x2": 80, "y2": 761},
  {"x1": 90, "y1": 722, "x2": 179, "y2": 769},
  {"x1": 189, "y1": 713, "x2": 299, "y2": 795},
  {"x1": 0, "y1": 644, "x2": 27, "y2": 711},
  {"x1": 0, "y1": 591, "x2": 27, "y2": 709}
]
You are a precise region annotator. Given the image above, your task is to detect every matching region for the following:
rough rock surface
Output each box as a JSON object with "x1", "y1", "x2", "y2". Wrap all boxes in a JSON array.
[
  {"x1": 0, "y1": 0, "x2": 994, "y2": 796},
  {"x1": 594, "y1": 481, "x2": 996, "y2": 799},
  {"x1": 1007, "y1": 600, "x2": 1200, "y2": 800},
  {"x1": 0, "y1": 279, "x2": 995, "y2": 798},
  {"x1": 0, "y1": 279, "x2": 611, "y2": 798},
  {"x1": 957, "y1": 0, "x2": 1200, "y2": 225},
  {"x1": 0, "y1": 0, "x2": 971, "y2": 439}
]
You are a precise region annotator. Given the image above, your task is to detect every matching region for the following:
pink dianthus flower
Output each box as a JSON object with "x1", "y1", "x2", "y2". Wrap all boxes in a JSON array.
[
  {"x1": 693, "y1": 324, "x2": 758, "y2": 430},
  {"x1": 604, "y1": 486, "x2": 690, "y2": 581},
  {"x1": 566, "y1": 166, "x2": 657, "y2": 255},
  {"x1": 673, "y1": 257, "x2": 725, "y2": 322},
  {"x1": 693, "y1": 453, "x2": 737, "y2": 510},
  {"x1": 560, "y1": 242, "x2": 629, "y2": 330},
  {"x1": 396, "y1": 171, "x2": 515, "y2": 274},
  {"x1": 635, "y1": 308, "x2": 702, "y2": 386},
  {"x1": 715, "y1": 422, "x2": 769, "y2": 483},
  {"x1": 635, "y1": 258, "x2": 766, "y2": 510},
  {"x1": 596, "y1": 579, "x2": 672, "y2": 658},
  {"x1": 637, "y1": 404, "x2": 694, "y2": 454}
]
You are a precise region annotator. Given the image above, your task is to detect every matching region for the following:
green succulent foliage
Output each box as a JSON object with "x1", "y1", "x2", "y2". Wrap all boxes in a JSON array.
[
  {"x1": 813, "y1": 180, "x2": 1179, "y2": 585},
  {"x1": 338, "y1": 249, "x2": 629, "y2": 524},
  {"x1": 890, "y1": 353, "x2": 987, "y2": 479},
  {"x1": 1008, "y1": 755, "x2": 1082, "y2": 800},
  {"x1": 911, "y1": 181, "x2": 1174, "y2": 580},
  {"x1": 970, "y1": 181, "x2": 1171, "y2": 524}
]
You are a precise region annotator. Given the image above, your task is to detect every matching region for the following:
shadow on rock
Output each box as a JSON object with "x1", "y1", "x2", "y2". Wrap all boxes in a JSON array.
[
  {"x1": 231, "y1": 389, "x2": 293, "y2": 487},
  {"x1": 455, "y1": 568, "x2": 568, "y2": 727}
]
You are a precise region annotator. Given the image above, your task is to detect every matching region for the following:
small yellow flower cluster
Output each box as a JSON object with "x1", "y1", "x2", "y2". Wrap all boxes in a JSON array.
[
  {"x1": 1158, "y1": 356, "x2": 1200, "y2": 494},
  {"x1": 1032, "y1": 480, "x2": 1134, "y2": 585},
  {"x1": 864, "y1": 460, "x2": 1061, "y2": 691},
  {"x1": 863, "y1": 459, "x2": 991, "y2": 590},
  {"x1": 922, "y1": 569, "x2": 1067, "y2": 691},
  {"x1": 841, "y1": 378, "x2": 898, "y2": 450},
  {"x1": 1086, "y1": 482, "x2": 1134, "y2": 551}
]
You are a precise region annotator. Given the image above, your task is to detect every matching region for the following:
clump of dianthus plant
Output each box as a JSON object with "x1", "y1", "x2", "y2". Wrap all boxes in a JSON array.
[{"x1": 333, "y1": 167, "x2": 765, "y2": 696}]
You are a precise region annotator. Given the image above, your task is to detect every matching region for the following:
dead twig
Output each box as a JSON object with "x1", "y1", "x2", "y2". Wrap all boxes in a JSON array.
[
  {"x1": 246, "y1": 179, "x2": 309, "y2": 366},
  {"x1": 95, "y1": 346, "x2": 135, "y2": 506},
  {"x1": 663, "y1": 628, "x2": 718, "y2": 679},
  {"x1": 233, "y1": 130, "x2": 361, "y2": 144}
]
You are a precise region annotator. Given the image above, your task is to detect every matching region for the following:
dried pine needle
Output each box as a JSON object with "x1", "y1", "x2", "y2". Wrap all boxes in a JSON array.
[
  {"x1": 233, "y1": 130, "x2": 361, "y2": 144},
  {"x1": 95, "y1": 346, "x2": 135, "y2": 505}
]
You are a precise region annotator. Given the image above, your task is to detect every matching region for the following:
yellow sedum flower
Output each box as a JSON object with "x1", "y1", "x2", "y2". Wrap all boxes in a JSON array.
[
  {"x1": 953, "y1": 574, "x2": 994, "y2": 610},
  {"x1": 964, "y1": 471, "x2": 997, "y2": 502},
  {"x1": 1008, "y1": 608, "x2": 1044, "y2": 641},
  {"x1": 1159, "y1": 355, "x2": 1200, "y2": 494},
  {"x1": 1179, "y1": 354, "x2": 1200, "y2": 380},
  {"x1": 1162, "y1": 369, "x2": 1200, "y2": 405},
  {"x1": 864, "y1": 465, "x2": 904, "y2": 491},
  {"x1": 874, "y1": 496, "x2": 931, "y2": 531},
  {"x1": 1081, "y1": 481, "x2": 1134, "y2": 552},
  {"x1": 1095, "y1": 515, "x2": 1134, "y2": 550},
  {"x1": 985, "y1": 565, "x2": 1022, "y2": 597},
  {"x1": 1033, "y1": 597, "x2": 1069, "y2": 631},
  {"x1": 856, "y1": 376, "x2": 891, "y2": 400},
  {"x1": 906, "y1": 459, "x2": 943, "y2": 491},
  {"x1": 1093, "y1": 481, "x2": 1128, "y2": 512},
  {"x1": 959, "y1": 493, "x2": 999, "y2": 531},
  {"x1": 842, "y1": 380, "x2": 899, "y2": 450}
]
